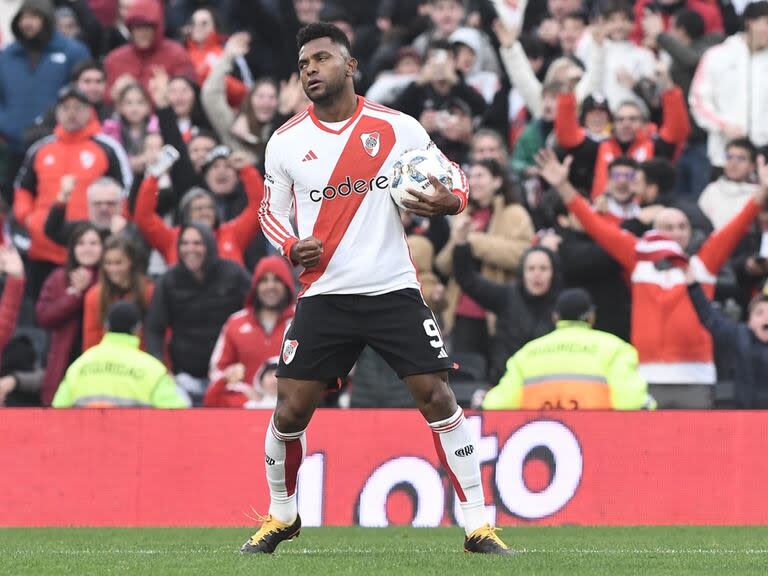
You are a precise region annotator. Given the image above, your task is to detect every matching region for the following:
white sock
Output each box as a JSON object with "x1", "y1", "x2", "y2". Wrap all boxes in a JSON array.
[
  {"x1": 264, "y1": 417, "x2": 306, "y2": 524},
  {"x1": 429, "y1": 407, "x2": 487, "y2": 534}
]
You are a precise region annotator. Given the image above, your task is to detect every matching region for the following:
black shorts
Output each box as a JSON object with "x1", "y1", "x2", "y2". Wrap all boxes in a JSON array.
[{"x1": 277, "y1": 288, "x2": 452, "y2": 380}]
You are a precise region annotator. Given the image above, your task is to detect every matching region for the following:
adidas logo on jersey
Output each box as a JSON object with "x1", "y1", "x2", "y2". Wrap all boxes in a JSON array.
[
  {"x1": 302, "y1": 150, "x2": 318, "y2": 162},
  {"x1": 437, "y1": 348, "x2": 448, "y2": 359}
]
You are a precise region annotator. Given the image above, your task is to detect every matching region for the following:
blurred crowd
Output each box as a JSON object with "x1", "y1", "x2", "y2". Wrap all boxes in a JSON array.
[{"x1": 0, "y1": 0, "x2": 767, "y2": 410}]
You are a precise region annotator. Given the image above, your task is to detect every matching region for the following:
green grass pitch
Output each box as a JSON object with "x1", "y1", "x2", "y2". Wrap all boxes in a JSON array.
[{"x1": 2, "y1": 526, "x2": 767, "y2": 575}]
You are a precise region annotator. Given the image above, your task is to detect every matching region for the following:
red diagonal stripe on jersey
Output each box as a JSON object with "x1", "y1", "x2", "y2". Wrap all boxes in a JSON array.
[{"x1": 300, "y1": 116, "x2": 395, "y2": 290}]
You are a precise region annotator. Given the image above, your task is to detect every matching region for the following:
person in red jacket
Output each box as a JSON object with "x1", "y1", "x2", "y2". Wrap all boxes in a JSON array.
[
  {"x1": 205, "y1": 255, "x2": 295, "y2": 408},
  {"x1": 536, "y1": 148, "x2": 767, "y2": 408},
  {"x1": 631, "y1": 0, "x2": 724, "y2": 44},
  {"x1": 0, "y1": 244, "x2": 27, "y2": 406},
  {"x1": 103, "y1": 0, "x2": 195, "y2": 102},
  {"x1": 555, "y1": 77, "x2": 690, "y2": 198},
  {"x1": 14, "y1": 85, "x2": 130, "y2": 296},
  {"x1": 185, "y1": 6, "x2": 249, "y2": 109},
  {"x1": 132, "y1": 146, "x2": 263, "y2": 267},
  {"x1": 35, "y1": 223, "x2": 103, "y2": 405}
]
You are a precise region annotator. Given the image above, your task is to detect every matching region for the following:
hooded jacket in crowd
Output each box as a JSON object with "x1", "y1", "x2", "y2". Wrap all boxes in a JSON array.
[
  {"x1": 144, "y1": 223, "x2": 250, "y2": 379},
  {"x1": 453, "y1": 244, "x2": 562, "y2": 385},
  {"x1": 102, "y1": 0, "x2": 194, "y2": 101},
  {"x1": 0, "y1": 0, "x2": 90, "y2": 153},
  {"x1": 205, "y1": 256, "x2": 295, "y2": 408}
]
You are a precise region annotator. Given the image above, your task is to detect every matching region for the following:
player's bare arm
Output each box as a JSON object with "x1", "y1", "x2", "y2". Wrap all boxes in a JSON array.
[{"x1": 401, "y1": 174, "x2": 461, "y2": 216}]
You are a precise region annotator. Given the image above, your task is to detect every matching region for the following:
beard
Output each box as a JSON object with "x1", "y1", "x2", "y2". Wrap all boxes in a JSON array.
[{"x1": 306, "y1": 74, "x2": 347, "y2": 105}]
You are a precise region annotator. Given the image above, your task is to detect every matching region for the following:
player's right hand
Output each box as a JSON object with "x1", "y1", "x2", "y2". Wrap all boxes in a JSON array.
[{"x1": 291, "y1": 236, "x2": 323, "y2": 268}]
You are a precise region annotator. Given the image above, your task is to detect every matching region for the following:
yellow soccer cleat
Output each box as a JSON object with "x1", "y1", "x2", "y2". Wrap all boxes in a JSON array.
[
  {"x1": 463, "y1": 524, "x2": 513, "y2": 555},
  {"x1": 240, "y1": 514, "x2": 302, "y2": 554}
]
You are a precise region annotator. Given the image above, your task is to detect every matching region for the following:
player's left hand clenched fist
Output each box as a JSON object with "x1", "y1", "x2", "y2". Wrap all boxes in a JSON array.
[{"x1": 402, "y1": 174, "x2": 461, "y2": 217}]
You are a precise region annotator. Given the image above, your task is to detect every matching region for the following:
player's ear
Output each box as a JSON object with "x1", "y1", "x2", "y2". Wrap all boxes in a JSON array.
[{"x1": 346, "y1": 57, "x2": 358, "y2": 78}]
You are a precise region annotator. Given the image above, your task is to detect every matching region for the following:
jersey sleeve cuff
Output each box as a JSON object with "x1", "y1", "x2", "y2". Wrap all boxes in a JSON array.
[
  {"x1": 451, "y1": 189, "x2": 468, "y2": 214},
  {"x1": 282, "y1": 237, "x2": 299, "y2": 264}
]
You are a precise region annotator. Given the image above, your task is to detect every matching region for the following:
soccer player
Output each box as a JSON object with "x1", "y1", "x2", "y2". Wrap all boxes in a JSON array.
[{"x1": 241, "y1": 23, "x2": 509, "y2": 555}]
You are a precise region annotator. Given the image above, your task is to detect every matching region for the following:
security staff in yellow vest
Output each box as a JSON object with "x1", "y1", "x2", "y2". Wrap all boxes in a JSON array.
[
  {"x1": 52, "y1": 301, "x2": 188, "y2": 408},
  {"x1": 483, "y1": 289, "x2": 655, "y2": 410}
]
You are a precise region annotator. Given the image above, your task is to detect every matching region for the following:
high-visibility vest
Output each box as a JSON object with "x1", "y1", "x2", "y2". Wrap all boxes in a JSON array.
[
  {"x1": 483, "y1": 321, "x2": 654, "y2": 410},
  {"x1": 52, "y1": 332, "x2": 187, "y2": 408}
]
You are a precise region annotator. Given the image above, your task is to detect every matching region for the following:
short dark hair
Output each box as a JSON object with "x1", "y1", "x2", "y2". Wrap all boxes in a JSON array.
[
  {"x1": 70, "y1": 59, "x2": 103, "y2": 83},
  {"x1": 640, "y1": 159, "x2": 676, "y2": 194},
  {"x1": 296, "y1": 22, "x2": 352, "y2": 54},
  {"x1": 726, "y1": 137, "x2": 758, "y2": 163},
  {"x1": 744, "y1": 1, "x2": 768, "y2": 23},
  {"x1": 563, "y1": 10, "x2": 589, "y2": 26},
  {"x1": 673, "y1": 9, "x2": 705, "y2": 40},
  {"x1": 608, "y1": 156, "x2": 639, "y2": 172},
  {"x1": 603, "y1": 0, "x2": 634, "y2": 21},
  {"x1": 749, "y1": 292, "x2": 768, "y2": 315}
]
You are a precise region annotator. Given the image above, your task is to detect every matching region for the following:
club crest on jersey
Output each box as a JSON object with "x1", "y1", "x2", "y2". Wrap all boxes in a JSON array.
[
  {"x1": 282, "y1": 339, "x2": 299, "y2": 365},
  {"x1": 360, "y1": 131, "x2": 381, "y2": 157}
]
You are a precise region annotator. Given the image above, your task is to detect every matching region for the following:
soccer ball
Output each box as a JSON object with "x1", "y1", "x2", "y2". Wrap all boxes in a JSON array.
[{"x1": 388, "y1": 148, "x2": 453, "y2": 210}]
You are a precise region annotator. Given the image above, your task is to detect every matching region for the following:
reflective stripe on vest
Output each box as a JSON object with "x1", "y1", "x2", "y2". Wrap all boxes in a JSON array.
[
  {"x1": 72, "y1": 395, "x2": 152, "y2": 408},
  {"x1": 521, "y1": 373, "x2": 611, "y2": 410}
]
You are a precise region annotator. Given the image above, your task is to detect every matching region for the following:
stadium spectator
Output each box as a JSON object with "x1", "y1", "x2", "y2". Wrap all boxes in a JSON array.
[
  {"x1": 622, "y1": 159, "x2": 711, "y2": 238},
  {"x1": 43, "y1": 176, "x2": 138, "y2": 248},
  {"x1": 510, "y1": 80, "x2": 560, "y2": 178},
  {"x1": 596, "y1": 156, "x2": 641, "y2": 224},
  {"x1": 365, "y1": 47, "x2": 422, "y2": 107},
  {"x1": 35, "y1": 223, "x2": 102, "y2": 405},
  {"x1": 14, "y1": 85, "x2": 130, "y2": 296},
  {"x1": 102, "y1": 80, "x2": 158, "y2": 174},
  {"x1": 23, "y1": 60, "x2": 111, "y2": 148},
  {"x1": 0, "y1": 0, "x2": 89, "y2": 175},
  {"x1": 699, "y1": 138, "x2": 761, "y2": 230},
  {"x1": 592, "y1": 0, "x2": 658, "y2": 111},
  {"x1": 52, "y1": 0, "x2": 103, "y2": 58},
  {"x1": 435, "y1": 160, "x2": 534, "y2": 359},
  {"x1": 166, "y1": 75, "x2": 211, "y2": 143},
  {"x1": 82, "y1": 235, "x2": 153, "y2": 351},
  {"x1": 185, "y1": 7, "x2": 250, "y2": 110},
  {"x1": 0, "y1": 245, "x2": 26, "y2": 406},
  {"x1": 469, "y1": 128, "x2": 509, "y2": 164},
  {"x1": 689, "y1": 1, "x2": 768, "y2": 168},
  {"x1": 145, "y1": 223, "x2": 250, "y2": 405},
  {"x1": 52, "y1": 301, "x2": 187, "y2": 408},
  {"x1": 536, "y1": 148, "x2": 767, "y2": 408},
  {"x1": 687, "y1": 269, "x2": 768, "y2": 408},
  {"x1": 642, "y1": 8, "x2": 723, "y2": 197},
  {"x1": 453, "y1": 229, "x2": 562, "y2": 386},
  {"x1": 102, "y1": 0, "x2": 132, "y2": 53},
  {"x1": 482, "y1": 288, "x2": 653, "y2": 410},
  {"x1": 631, "y1": 0, "x2": 724, "y2": 44},
  {"x1": 539, "y1": 200, "x2": 632, "y2": 342},
  {"x1": 132, "y1": 147, "x2": 263, "y2": 267},
  {"x1": 412, "y1": 0, "x2": 500, "y2": 74},
  {"x1": 732, "y1": 209, "x2": 768, "y2": 312},
  {"x1": 450, "y1": 27, "x2": 499, "y2": 104},
  {"x1": 394, "y1": 40, "x2": 487, "y2": 129},
  {"x1": 205, "y1": 256, "x2": 295, "y2": 408},
  {"x1": 202, "y1": 33, "x2": 279, "y2": 168},
  {"x1": 555, "y1": 74, "x2": 690, "y2": 198},
  {"x1": 493, "y1": 16, "x2": 603, "y2": 114},
  {"x1": 103, "y1": 0, "x2": 194, "y2": 101}
]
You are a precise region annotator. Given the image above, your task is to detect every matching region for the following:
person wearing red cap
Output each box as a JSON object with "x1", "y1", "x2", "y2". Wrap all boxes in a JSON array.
[
  {"x1": 103, "y1": 0, "x2": 194, "y2": 102},
  {"x1": 205, "y1": 256, "x2": 295, "y2": 408},
  {"x1": 536, "y1": 148, "x2": 768, "y2": 408}
]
